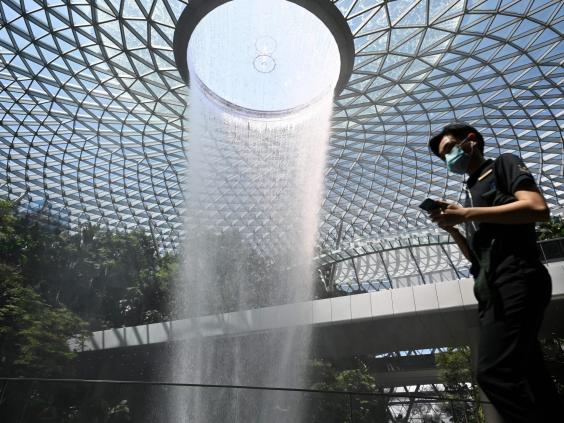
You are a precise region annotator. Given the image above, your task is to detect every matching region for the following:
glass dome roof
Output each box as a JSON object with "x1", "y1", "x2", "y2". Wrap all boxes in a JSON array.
[{"x1": 0, "y1": 0, "x2": 562, "y2": 254}]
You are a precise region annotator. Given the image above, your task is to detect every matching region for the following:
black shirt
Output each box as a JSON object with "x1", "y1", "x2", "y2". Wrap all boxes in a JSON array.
[{"x1": 465, "y1": 153, "x2": 539, "y2": 278}]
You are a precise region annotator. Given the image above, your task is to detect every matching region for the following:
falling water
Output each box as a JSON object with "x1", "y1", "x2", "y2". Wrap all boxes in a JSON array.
[
  {"x1": 167, "y1": 82, "x2": 334, "y2": 422},
  {"x1": 166, "y1": 0, "x2": 338, "y2": 420}
]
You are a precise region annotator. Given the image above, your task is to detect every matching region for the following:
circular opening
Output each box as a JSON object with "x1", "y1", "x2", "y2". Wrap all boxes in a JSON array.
[{"x1": 179, "y1": 0, "x2": 347, "y2": 114}]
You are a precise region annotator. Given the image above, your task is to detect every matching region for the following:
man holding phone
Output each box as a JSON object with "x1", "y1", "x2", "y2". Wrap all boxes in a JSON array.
[{"x1": 425, "y1": 122, "x2": 562, "y2": 422}]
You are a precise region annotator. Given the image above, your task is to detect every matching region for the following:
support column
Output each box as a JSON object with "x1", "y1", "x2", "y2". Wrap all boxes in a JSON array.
[{"x1": 468, "y1": 327, "x2": 504, "y2": 423}]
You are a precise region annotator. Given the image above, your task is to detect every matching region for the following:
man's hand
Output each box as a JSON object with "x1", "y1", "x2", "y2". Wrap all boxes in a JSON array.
[
  {"x1": 428, "y1": 202, "x2": 468, "y2": 227},
  {"x1": 427, "y1": 206, "x2": 472, "y2": 261}
]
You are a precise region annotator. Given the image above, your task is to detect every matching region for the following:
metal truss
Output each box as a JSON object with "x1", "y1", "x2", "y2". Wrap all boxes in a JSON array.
[
  {"x1": 316, "y1": 230, "x2": 472, "y2": 290},
  {"x1": 369, "y1": 348, "x2": 470, "y2": 421},
  {"x1": 1, "y1": 0, "x2": 563, "y2": 266}
]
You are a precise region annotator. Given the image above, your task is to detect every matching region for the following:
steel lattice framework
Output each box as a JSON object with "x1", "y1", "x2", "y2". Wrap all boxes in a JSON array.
[{"x1": 1, "y1": 0, "x2": 563, "y2": 272}]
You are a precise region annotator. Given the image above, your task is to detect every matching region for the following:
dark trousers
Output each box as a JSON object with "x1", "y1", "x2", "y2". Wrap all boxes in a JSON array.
[{"x1": 476, "y1": 263, "x2": 562, "y2": 422}]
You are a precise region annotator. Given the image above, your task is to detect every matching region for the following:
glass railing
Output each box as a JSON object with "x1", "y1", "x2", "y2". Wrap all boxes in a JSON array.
[
  {"x1": 538, "y1": 237, "x2": 564, "y2": 263},
  {"x1": 0, "y1": 377, "x2": 486, "y2": 423}
]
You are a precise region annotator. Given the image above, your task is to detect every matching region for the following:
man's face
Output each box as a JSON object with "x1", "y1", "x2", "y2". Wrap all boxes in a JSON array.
[{"x1": 437, "y1": 134, "x2": 470, "y2": 161}]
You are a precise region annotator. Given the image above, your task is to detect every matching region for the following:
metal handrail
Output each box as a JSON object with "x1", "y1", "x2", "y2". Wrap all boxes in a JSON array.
[
  {"x1": 322, "y1": 236, "x2": 564, "y2": 291},
  {"x1": 0, "y1": 377, "x2": 488, "y2": 404}
]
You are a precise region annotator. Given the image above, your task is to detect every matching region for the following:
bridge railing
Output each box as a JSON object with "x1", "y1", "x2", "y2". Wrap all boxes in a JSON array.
[
  {"x1": 0, "y1": 377, "x2": 484, "y2": 422},
  {"x1": 330, "y1": 236, "x2": 564, "y2": 293},
  {"x1": 538, "y1": 237, "x2": 564, "y2": 263}
]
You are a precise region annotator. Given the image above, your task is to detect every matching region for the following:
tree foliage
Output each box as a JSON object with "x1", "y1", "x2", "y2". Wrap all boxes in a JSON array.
[
  {"x1": 1, "y1": 196, "x2": 177, "y2": 378},
  {"x1": 0, "y1": 198, "x2": 176, "y2": 331},
  {"x1": 537, "y1": 215, "x2": 564, "y2": 240},
  {"x1": 0, "y1": 263, "x2": 86, "y2": 378},
  {"x1": 309, "y1": 358, "x2": 391, "y2": 423},
  {"x1": 0, "y1": 197, "x2": 176, "y2": 419},
  {"x1": 435, "y1": 347, "x2": 483, "y2": 423}
]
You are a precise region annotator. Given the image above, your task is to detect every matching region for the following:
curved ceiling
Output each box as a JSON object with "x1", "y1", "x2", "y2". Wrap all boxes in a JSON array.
[{"x1": 0, "y1": 0, "x2": 562, "y2": 253}]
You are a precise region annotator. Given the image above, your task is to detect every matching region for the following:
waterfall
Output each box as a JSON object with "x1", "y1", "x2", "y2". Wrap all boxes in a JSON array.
[{"x1": 167, "y1": 0, "x2": 339, "y2": 420}]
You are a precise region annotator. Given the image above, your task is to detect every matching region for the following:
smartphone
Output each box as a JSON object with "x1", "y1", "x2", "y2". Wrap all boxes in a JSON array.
[{"x1": 419, "y1": 198, "x2": 446, "y2": 212}]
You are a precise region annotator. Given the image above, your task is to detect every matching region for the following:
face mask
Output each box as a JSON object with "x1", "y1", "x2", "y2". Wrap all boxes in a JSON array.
[{"x1": 445, "y1": 140, "x2": 472, "y2": 174}]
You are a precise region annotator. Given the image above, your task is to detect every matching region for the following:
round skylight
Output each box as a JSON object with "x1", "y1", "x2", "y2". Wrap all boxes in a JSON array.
[{"x1": 186, "y1": 0, "x2": 341, "y2": 113}]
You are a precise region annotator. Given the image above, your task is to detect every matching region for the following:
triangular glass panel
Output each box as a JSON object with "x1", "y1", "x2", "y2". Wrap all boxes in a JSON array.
[
  {"x1": 495, "y1": 42, "x2": 520, "y2": 60},
  {"x1": 366, "y1": 87, "x2": 391, "y2": 102},
  {"x1": 357, "y1": 6, "x2": 387, "y2": 35},
  {"x1": 349, "y1": 77, "x2": 375, "y2": 91},
  {"x1": 99, "y1": 22, "x2": 123, "y2": 48},
  {"x1": 530, "y1": 28, "x2": 559, "y2": 48},
  {"x1": 529, "y1": 43, "x2": 557, "y2": 62},
  {"x1": 475, "y1": 36, "x2": 501, "y2": 56},
  {"x1": 70, "y1": 7, "x2": 90, "y2": 27},
  {"x1": 348, "y1": 9, "x2": 377, "y2": 35},
  {"x1": 466, "y1": 0, "x2": 493, "y2": 12},
  {"x1": 54, "y1": 36, "x2": 76, "y2": 54},
  {"x1": 419, "y1": 53, "x2": 443, "y2": 66},
  {"x1": 9, "y1": 16, "x2": 32, "y2": 35},
  {"x1": 387, "y1": 0, "x2": 414, "y2": 24},
  {"x1": 94, "y1": 7, "x2": 116, "y2": 24},
  {"x1": 433, "y1": 15, "x2": 462, "y2": 32},
  {"x1": 358, "y1": 33, "x2": 388, "y2": 54},
  {"x1": 333, "y1": 0, "x2": 355, "y2": 17},
  {"x1": 124, "y1": 27, "x2": 145, "y2": 50},
  {"x1": 350, "y1": 0, "x2": 384, "y2": 16},
  {"x1": 490, "y1": 13, "x2": 517, "y2": 30},
  {"x1": 405, "y1": 58, "x2": 430, "y2": 76},
  {"x1": 121, "y1": 1, "x2": 145, "y2": 19},
  {"x1": 507, "y1": 57, "x2": 535, "y2": 80},
  {"x1": 397, "y1": 0, "x2": 427, "y2": 27},
  {"x1": 530, "y1": 3, "x2": 559, "y2": 23},
  {"x1": 435, "y1": 0, "x2": 464, "y2": 24},
  {"x1": 501, "y1": 0, "x2": 532, "y2": 14},
  {"x1": 28, "y1": 20, "x2": 49, "y2": 41},
  {"x1": 420, "y1": 28, "x2": 450, "y2": 52},
  {"x1": 149, "y1": 26, "x2": 171, "y2": 49},
  {"x1": 46, "y1": 10, "x2": 70, "y2": 32},
  {"x1": 511, "y1": 31, "x2": 539, "y2": 50},
  {"x1": 459, "y1": 10, "x2": 487, "y2": 29},
  {"x1": 429, "y1": 0, "x2": 458, "y2": 23},
  {"x1": 491, "y1": 56, "x2": 516, "y2": 73},
  {"x1": 492, "y1": 21, "x2": 520, "y2": 39},
  {"x1": 394, "y1": 32, "x2": 424, "y2": 55},
  {"x1": 354, "y1": 55, "x2": 382, "y2": 71},
  {"x1": 2, "y1": 2, "x2": 22, "y2": 23},
  {"x1": 126, "y1": 18, "x2": 148, "y2": 43},
  {"x1": 465, "y1": 15, "x2": 495, "y2": 34},
  {"x1": 22, "y1": 41, "x2": 41, "y2": 59},
  {"x1": 150, "y1": 0, "x2": 175, "y2": 27},
  {"x1": 131, "y1": 57, "x2": 153, "y2": 77}
]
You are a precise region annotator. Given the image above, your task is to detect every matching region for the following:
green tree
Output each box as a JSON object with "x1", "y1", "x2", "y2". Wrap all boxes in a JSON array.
[
  {"x1": 534, "y1": 215, "x2": 564, "y2": 402},
  {"x1": 435, "y1": 347, "x2": 484, "y2": 423},
  {"x1": 0, "y1": 261, "x2": 89, "y2": 421},
  {"x1": 537, "y1": 215, "x2": 564, "y2": 240},
  {"x1": 1, "y1": 197, "x2": 176, "y2": 330},
  {"x1": 26, "y1": 224, "x2": 175, "y2": 330},
  {"x1": 1, "y1": 198, "x2": 171, "y2": 420},
  {"x1": 0, "y1": 262, "x2": 86, "y2": 378},
  {"x1": 309, "y1": 358, "x2": 391, "y2": 423}
]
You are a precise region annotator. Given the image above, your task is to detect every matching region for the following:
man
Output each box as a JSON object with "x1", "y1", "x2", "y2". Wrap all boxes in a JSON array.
[{"x1": 427, "y1": 122, "x2": 562, "y2": 422}]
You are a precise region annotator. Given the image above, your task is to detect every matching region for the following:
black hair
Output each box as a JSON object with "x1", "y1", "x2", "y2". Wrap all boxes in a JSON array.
[{"x1": 428, "y1": 122, "x2": 484, "y2": 158}]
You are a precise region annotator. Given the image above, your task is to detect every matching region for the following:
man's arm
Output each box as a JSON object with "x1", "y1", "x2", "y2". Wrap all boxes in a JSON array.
[
  {"x1": 442, "y1": 226, "x2": 473, "y2": 262},
  {"x1": 433, "y1": 182, "x2": 549, "y2": 227}
]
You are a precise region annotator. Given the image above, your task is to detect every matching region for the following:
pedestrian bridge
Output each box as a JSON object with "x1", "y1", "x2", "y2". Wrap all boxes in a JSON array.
[{"x1": 79, "y1": 261, "x2": 564, "y2": 358}]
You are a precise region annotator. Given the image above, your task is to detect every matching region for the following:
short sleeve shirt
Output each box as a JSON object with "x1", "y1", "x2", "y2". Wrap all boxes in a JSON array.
[{"x1": 465, "y1": 153, "x2": 539, "y2": 276}]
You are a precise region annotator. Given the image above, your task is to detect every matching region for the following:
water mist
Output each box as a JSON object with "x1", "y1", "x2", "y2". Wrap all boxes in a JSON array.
[{"x1": 167, "y1": 0, "x2": 351, "y2": 421}]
